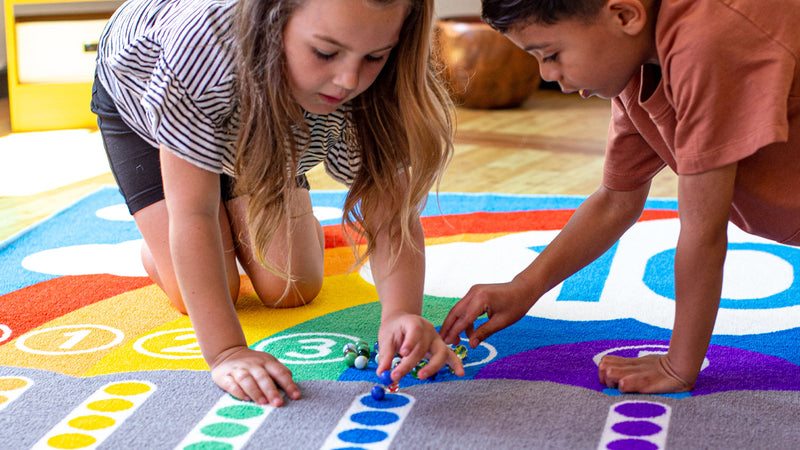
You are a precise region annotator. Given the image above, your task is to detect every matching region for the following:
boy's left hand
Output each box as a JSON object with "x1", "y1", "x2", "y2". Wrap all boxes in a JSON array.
[
  {"x1": 376, "y1": 312, "x2": 465, "y2": 382},
  {"x1": 598, "y1": 354, "x2": 694, "y2": 394}
]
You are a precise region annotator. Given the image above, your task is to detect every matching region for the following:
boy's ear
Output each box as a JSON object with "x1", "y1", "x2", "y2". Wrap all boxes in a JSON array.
[{"x1": 604, "y1": 0, "x2": 649, "y2": 36}]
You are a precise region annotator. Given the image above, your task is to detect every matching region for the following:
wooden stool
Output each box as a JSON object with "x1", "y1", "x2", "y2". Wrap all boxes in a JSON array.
[{"x1": 434, "y1": 16, "x2": 541, "y2": 109}]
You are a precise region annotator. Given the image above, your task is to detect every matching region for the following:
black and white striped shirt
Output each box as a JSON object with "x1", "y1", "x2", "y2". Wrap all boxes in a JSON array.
[{"x1": 95, "y1": 0, "x2": 360, "y2": 184}]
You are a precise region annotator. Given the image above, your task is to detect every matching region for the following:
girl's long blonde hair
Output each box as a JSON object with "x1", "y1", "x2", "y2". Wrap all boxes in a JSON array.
[{"x1": 233, "y1": 0, "x2": 454, "y2": 279}]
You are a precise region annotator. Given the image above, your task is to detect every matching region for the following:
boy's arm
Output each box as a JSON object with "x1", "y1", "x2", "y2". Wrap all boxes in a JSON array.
[
  {"x1": 599, "y1": 163, "x2": 737, "y2": 393},
  {"x1": 160, "y1": 146, "x2": 299, "y2": 406},
  {"x1": 367, "y1": 194, "x2": 464, "y2": 383},
  {"x1": 440, "y1": 183, "x2": 650, "y2": 347}
]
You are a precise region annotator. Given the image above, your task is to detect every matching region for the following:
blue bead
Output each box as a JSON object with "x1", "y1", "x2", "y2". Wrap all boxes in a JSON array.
[
  {"x1": 379, "y1": 370, "x2": 393, "y2": 386},
  {"x1": 371, "y1": 385, "x2": 385, "y2": 401}
]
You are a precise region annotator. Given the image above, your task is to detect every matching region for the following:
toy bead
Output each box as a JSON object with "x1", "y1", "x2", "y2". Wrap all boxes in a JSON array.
[
  {"x1": 386, "y1": 381, "x2": 399, "y2": 393},
  {"x1": 391, "y1": 356, "x2": 402, "y2": 369},
  {"x1": 354, "y1": 355, "x2": 369, "y2": 370},
  {"x1": 344, "y1": 351, "x2": 358, "y2": 367},
  {"x1": 379, "y1": 370, "x2": 393, "y2": 386},
  {"x1": 410, "y1": 359, "x2": 428, "y2": 379},
  {"x1": 343, "y1": 343, "x2": 357, "y2": 356},
  {"x1": 371, "y1": 385, "x2": 385, "y2": 401},
  {"x1": 454, "y1": 345, "x2": 468, "y2": 360}
]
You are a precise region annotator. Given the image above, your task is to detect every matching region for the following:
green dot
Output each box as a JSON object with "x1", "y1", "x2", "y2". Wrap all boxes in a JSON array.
[
  {"x1": 200, "y1": 422, "x2": 249, "y2": 438},
  {"x1": 184, "y1": 442, "x2": 233, "y2": 450},
  {"x1": 216, "y1": 405, "x2": 264, "y2": 420}
]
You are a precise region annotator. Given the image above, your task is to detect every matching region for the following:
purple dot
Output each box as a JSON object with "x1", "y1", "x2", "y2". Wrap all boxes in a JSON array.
[
  {"x1": 614, "y1": 402, "x2": 667, "y2": 418},
  {"x1": 607, "y1": 438, "x2": 659, "y2": 450},
  {"x1": 612, "y1": 420, "x2": 662, "y2": 437}
]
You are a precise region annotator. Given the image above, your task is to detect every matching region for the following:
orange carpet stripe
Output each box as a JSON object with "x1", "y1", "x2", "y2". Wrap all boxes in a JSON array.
[
  {"x1": 0, "y1": 275, "x2": 152, "y2": 340},
  {"x1": 323, "y1": 209, "x2": 679, "y2": 249}
]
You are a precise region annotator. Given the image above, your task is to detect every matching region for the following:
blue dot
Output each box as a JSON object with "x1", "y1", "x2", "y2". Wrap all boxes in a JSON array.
[
  {"x1": 614, "y1": 402, "x2": 667, "y2": 418},
  {"x1": 360, "y1": 393, "x2": 409, "y2": 409},
  {"x1": 607, "y1": 438, "x2": 658, "y2": 450},
  {"x1": 338, "y1": 428, "x2": 388, "y2": 444},
  {"x1": 350, "y1": 411, "x2": 399, "y2": 426},
  {"x1": 612, "y1": 420, "x2": 662, "y2": 437}
]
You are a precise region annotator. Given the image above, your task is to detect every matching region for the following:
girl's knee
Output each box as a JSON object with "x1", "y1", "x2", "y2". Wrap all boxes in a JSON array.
[{"x1": 258, "y1": 278, "x2": 322, "y2": 308}]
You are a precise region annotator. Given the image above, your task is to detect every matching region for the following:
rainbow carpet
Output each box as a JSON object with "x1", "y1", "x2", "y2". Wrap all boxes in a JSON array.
[{"x1": 1, "y1": 187, "x2": 799, "y2": 449}]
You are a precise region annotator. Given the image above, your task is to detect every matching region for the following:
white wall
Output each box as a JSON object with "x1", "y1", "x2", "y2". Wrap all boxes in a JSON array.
[
  {"x1": 0, "y1": 1, "x2": 481, "y2": 72},
  {"x1": 435, "y1": 0, "x2": 481, "y2": 18}
]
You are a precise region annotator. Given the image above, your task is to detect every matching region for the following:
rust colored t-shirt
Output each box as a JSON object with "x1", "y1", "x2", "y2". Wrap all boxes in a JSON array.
[{"x1": 603, "y1": 0, "x2": 800, "y2": 244}]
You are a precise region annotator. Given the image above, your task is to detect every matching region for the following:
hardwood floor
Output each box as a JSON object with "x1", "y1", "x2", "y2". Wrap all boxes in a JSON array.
[{"x1": 0, "y1": 89, "x2": 678, "y2": 242}]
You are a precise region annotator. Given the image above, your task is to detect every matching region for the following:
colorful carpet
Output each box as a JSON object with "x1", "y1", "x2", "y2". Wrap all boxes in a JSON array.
[{"x1": 1, "y1": 187, "x2": 799, "y2": 449}]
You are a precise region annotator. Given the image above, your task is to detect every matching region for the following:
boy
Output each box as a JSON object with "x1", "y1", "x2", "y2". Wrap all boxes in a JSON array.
[{"x1": 439, "y1": 0, "x2": 800, "y2": 393}]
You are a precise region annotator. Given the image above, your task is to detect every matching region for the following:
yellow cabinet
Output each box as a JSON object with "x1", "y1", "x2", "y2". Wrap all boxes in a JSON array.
[{"x1": 3, "y1": 0, "x2": 123, "y2": 131}]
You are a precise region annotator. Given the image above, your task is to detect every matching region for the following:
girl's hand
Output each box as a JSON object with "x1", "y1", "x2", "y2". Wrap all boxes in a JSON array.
[
  {"x1": 376, "y1": 312, "x2": 465, "y2": 383},
  {"x1": 439, "y1": 280, "x2": 534, "y2": 349},
  {"x1": 210, "y1": 346, "x2": 301, "y2": 407},
  {"x1": 598, "y1": 354, "x2": 694, "y2": 394}
]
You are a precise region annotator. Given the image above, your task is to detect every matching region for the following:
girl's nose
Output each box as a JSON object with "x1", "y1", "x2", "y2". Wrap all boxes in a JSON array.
[{"x1": 333, "y1": 62, "x2": 360, "y2": 91}]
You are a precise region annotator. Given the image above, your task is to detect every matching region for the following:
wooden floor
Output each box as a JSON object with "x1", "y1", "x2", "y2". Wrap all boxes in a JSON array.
[{"x1": 0, "y1": 90, "x2": 678, "y2": 242}]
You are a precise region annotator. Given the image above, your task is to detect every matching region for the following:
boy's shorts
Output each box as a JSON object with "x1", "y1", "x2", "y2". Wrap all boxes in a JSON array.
[{"x1": 90, "y1": 76, "x2": 309, "y2": 215}]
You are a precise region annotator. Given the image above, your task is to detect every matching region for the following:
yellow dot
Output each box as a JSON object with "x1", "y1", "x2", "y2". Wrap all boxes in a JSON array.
[
  {"x1": 0, "y1": 378, "x2": 28, "y2": 391},
  {"x1": 104, "y1": 382, "x2": 151, "y2": 396},
  {"x1": 68, "y1": 415, "x2": 116, "y2": 431},
  {"x1": 47, "y1": 433, "x2": 97, "y2": 449},
  {"x1": 87, "y1": 398, "x2": 134, "y2": 412},
  {"x1": 0, "y1": 395, "x2": 7, "y2": 404}
]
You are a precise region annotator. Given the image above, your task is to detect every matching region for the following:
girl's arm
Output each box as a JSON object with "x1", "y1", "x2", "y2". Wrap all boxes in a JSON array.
[
  {"x1": 599, "y1": 163, "x2": 737, "y2": 393},
  {"x1": 160, "y1": 146, "x2": 299, "y2": 406},
  {"x1": 369, "y1": 197, "x2": 465, "y2": 382}
]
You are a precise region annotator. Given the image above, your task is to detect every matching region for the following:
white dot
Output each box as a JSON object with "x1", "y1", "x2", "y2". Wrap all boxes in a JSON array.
[{"x1": 722, "y1": 250, "x2": 793, "y2": 299}]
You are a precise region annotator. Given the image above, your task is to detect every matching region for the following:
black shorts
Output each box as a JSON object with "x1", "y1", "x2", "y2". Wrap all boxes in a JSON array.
[
  {"x1": 89, "y1": 76, "x2": 236, "y2": 214},
  {"x1": 90, "y1": 76, "x2": 311, "y2": 215}
]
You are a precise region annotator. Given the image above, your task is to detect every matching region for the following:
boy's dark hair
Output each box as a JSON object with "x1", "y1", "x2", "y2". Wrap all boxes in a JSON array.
[{"x1": 482, "y1": 0, "x2": 607, "y2": 32}]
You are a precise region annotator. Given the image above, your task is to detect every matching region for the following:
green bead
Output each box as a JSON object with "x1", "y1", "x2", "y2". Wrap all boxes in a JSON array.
[
  {"x1": 411, "y1": 360, "x2": 428, "y2": 379},
  {"x1": 344, "y1": 351, "x2": 357, "y2": 367}
]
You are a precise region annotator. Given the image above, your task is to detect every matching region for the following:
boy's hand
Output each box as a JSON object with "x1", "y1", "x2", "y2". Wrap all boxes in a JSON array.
[
  {"x1": 210, "y1": 346, "x2": 301, "y2": 407},
  {"x1": 598, "y1": 354, "x2": 694, "y2": 394},
  {"x1": 376, "y1": 312, "x2": 465, "y2": 383},
  {"x1": 439, "y1": 281, "x2": 534, "y2": 349}
]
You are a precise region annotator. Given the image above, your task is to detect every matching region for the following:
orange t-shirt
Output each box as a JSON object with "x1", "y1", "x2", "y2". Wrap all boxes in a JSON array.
[{"x1": 603, "y1": 0, "x2": 800, "y2": 245}]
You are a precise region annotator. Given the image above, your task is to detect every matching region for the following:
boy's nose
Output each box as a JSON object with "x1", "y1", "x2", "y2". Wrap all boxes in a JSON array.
[{"x1": 539, "y1": 65, "x2": 559, "y2": 83}]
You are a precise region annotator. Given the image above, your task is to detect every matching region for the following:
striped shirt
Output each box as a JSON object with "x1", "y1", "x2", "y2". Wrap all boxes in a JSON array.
[{"x1": 95, "y1": 0, "x2": 360, "y2": 185}]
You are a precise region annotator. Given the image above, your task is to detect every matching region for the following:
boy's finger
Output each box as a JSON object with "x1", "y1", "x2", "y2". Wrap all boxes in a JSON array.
[{"x1": 440, "y1": 308, "x2": 475, "y2": 345}]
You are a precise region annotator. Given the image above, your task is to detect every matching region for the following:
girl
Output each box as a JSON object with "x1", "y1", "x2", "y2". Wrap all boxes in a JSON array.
[{"x1": 91, "y1": 0, "x2": 464, "y2": 407}]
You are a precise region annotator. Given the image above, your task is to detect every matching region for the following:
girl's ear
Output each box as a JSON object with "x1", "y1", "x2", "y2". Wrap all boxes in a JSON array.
[{"x1": 604, "y1": 0, "x2": 649, "y2": 36}]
